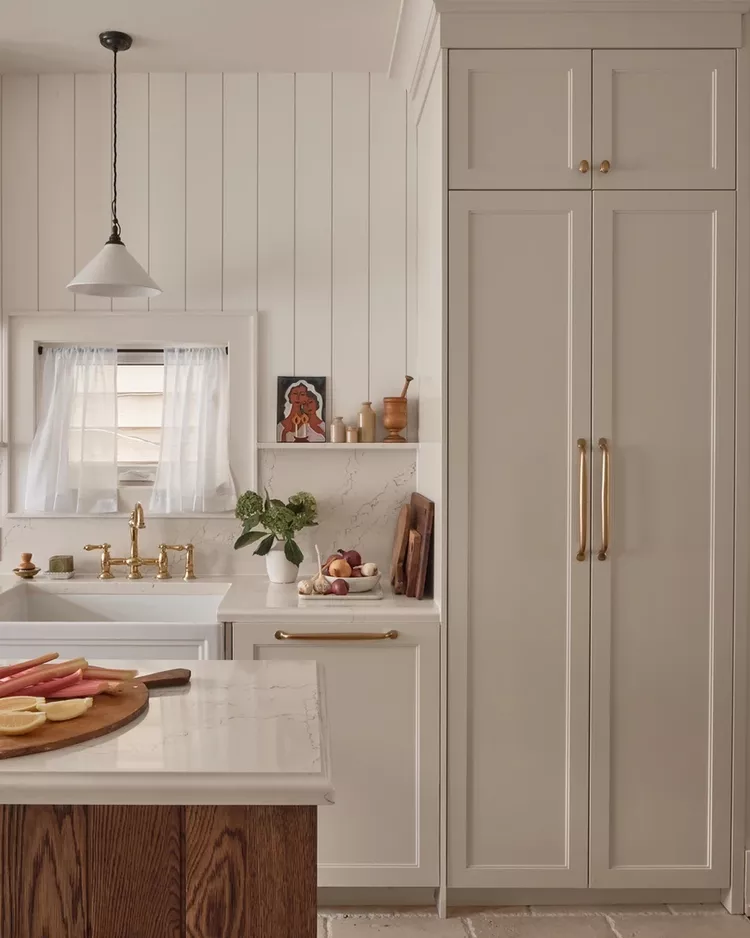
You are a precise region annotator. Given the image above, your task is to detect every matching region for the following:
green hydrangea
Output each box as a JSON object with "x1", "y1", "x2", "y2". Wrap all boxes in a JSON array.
[
  {"x1": 263, "y1": 504, "x2": 298, "y2": 540},
  {"x1": 235, "y1": 490, "x2": 263, "y2": 523},
  {"x1": 288, "y1": 491, "x2": 318, "y2": 525}
]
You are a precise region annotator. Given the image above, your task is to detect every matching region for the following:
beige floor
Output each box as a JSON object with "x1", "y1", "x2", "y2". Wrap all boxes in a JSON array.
[{"x1": 318, "y1": 906, "x2": 750, "y2": 937}]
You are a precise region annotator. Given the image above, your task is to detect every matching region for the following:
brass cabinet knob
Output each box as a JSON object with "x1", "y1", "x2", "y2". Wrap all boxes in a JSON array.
[
  {"x1": 578, "y1": 159, "x2": 590, "y2": 174},
  {"x1": 599, "y1": 159, "x2": 611, "y2": 174}
]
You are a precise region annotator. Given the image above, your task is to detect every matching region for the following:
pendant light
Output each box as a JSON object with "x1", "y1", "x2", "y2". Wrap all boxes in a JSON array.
[{"x1": 67, "y1": 31, "x2": 161, "y2": 299}]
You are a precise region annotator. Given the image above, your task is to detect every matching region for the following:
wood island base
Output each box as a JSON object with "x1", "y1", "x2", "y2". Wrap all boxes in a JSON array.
[{"x1": 0, "y1": 803, "x2": 317, "y2": 938}]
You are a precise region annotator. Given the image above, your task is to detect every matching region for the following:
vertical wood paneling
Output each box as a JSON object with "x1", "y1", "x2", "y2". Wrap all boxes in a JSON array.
[
  {"x1": 113, "y1": 73, "x2": 149, "y2": 311},
  {"x1": 258, "y1": 73, "x2": 295, "y2": 441},
  {"x1": 38, "y1": 75, "x2": 74, "y2": 311},
  {"x1": 223, "y1": 73, "x2": 258, "y2": 311},
  {"x1": 294, "y1": 74, "x2": 332, "y2": 377},
  {"x1": 332, "y1": 73, "x2": 370, "y2": 424},
  {"x1": 2, "y1": 75, "x2": 38, "y2": 311},
  {"x1": 149, "y1": 73, "x2": 186, "y2": 310},
  {"x1": 74, "y1": 73, "x2": 111, "y2": 311},
  {"x1": 186, "y1": 74, "x2": 223, "y2": 310},
  {"x1": 369, "y1": 76, "x2": 407, "y2": 431}
]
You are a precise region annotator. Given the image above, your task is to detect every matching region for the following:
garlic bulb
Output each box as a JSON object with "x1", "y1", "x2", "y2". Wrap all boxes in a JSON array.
[
  {"x1": 361, "y1": 562, "x2": 378, "y2": 577},
  {"x1": 312, "y1": 545, "x2": 330, "y2": 594},
  {"x1": 298, "y1": 579, "x2": 314, "y2": 595}
]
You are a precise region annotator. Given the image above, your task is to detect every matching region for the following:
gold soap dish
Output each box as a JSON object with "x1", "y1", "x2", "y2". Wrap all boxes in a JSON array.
[{"x1": 13, "y1": 566, "x2": 41, "y2": 579}]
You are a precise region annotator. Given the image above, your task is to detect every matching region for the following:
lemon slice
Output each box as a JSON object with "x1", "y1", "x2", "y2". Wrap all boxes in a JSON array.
[
  {"x1": 0, "y1": 711, "x2": 47, "y2": 735},
  {"x1": 0, "y1": 696, "x2": 44, "y2": 712},
  {"x1": 37, "y1": 698, "x2": 93, "y2": 722}
]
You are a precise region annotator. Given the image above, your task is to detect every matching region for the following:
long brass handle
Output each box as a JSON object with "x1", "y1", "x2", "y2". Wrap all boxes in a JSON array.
[
  {"x1": 599, "y1": 159, "x2": 611, "y2": 174},
  {"x1": 598, "y1": 438, "x2": 611, "y2": 561},
  {"x1": 576, "y1": 439, "x2": 588, "y2": 561},
  {"x1": 274, "y1": 630, "x2": 399, "y2": 642}
]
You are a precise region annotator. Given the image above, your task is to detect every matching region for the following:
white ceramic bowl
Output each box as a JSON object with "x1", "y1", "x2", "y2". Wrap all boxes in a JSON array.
[{"x1": 324, "y1": 572, "x2": 381, "y2": 593}]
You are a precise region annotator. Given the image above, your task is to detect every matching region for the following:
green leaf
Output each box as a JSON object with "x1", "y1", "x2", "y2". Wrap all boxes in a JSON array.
[
  {"x1": 242, "y1": 515, "x2": 259, "y2": 533},
  {"x1": 284, "y1": 539, "x2": 304, "y2": 566},
  {"x1": 254, "y1": 534, "x2": 276, "y2": 557},
  {"x1": 270, "y1": 498, "x2": 285, "y2": 508},
  {"x1": 234, "y1": 529, "x2": 266, "y2": 550},
  {"x1": 263, "y1": 488, "x2": 271, "y2": 512}
]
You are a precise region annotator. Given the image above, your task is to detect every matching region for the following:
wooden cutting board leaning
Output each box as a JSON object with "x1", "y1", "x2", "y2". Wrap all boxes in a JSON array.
[{"x1": 390, "y1": 492, "x2": 435, "y2": 599}]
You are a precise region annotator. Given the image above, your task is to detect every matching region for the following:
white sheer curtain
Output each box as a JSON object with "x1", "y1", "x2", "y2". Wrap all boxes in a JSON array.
[
  {"x1": 24, "y1": 347, "x2": 118, "y2": 513},
  {"x1": 150, "y1": 347, "x2": 236, "y2": 513}
]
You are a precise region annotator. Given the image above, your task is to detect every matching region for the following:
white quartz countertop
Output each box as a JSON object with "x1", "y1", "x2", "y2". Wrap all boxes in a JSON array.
[
  {"x1": 0, "y1": 659, "x2": 333, "y2": 807},
  {"x1": 217, "y1": 577, "x2": 441, "y2": 624}
]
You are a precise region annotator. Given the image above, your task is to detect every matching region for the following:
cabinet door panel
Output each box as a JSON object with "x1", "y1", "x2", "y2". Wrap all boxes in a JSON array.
[
  {"x1": 590, "y1": 191, "x2": 735, "y2": 888},
  {"x1": 448, "y1": 191, "x2": 591, "y2": 887},
  {"x1": 449, "y1": 50, "x2": 592, "y2": 190},
  {"x1": 233, "y1": 623, "x2": 439, "y2": 888},
  {"x1": 593, "y1": 50, "x2": 735, "y2": 189}
]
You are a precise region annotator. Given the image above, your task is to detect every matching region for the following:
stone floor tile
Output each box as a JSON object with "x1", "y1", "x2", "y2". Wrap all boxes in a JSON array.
[
  {"x1": 469, "y1": 916, "x2": 613, "y2": 938},
  {"x1": 608, "y1": 913, "x2": 750, "y2": 937},
  {"x1": 530, "y1": 906, "x2": 668, "y2": 917},
  {"x1": 666, "y1": 904, "x2": 728, "y2": 915},
  {"x1": 330, "y1": 916, "x2": 468, "y2": 937}
]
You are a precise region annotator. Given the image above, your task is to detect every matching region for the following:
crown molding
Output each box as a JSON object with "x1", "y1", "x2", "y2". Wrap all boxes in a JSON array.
[
  {"x1": 434, "y1": 0, "x2": 750, "y2": 12},
  {"x1": 389, "y1": 0, "x2": 439, "y2": 89}
]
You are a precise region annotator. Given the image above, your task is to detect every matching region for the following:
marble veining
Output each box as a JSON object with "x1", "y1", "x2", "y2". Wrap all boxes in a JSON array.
[{"x1": 0, "y1": 659, "x2": 333, "y2": 807}]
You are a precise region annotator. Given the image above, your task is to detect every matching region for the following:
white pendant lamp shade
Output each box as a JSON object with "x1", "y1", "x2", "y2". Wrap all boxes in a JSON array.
[
  {"x1": 67, "y1": 30, "x2": 161, "y2": 300},
  {"x1": 67, "y1": 242, "x2": 161, "y2": 298}
]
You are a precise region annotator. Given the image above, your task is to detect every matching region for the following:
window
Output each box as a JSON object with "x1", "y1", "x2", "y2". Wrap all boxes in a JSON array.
[{"x1": 115, "y1": 352, "x2": 165, "y2": 486}]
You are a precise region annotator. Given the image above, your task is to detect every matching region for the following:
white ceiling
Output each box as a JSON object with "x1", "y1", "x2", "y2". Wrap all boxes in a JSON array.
[{"x1": 0, "y1": 0, "x2": 404, "y2": 73}]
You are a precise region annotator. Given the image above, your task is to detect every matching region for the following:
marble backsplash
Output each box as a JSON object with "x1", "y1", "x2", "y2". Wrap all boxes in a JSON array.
[{"x1": 0, "y1": 449, "x2": 416, "y2": 577}]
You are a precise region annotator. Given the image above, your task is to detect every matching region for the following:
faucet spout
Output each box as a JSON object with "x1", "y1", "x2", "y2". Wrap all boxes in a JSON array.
[{"x1": 130, "y1": 502, "x2": 146, "y2": 530}]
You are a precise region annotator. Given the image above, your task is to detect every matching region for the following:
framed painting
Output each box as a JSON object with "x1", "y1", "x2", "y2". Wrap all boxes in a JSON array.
[{"x1": 276, "y1": 376, "x2": 327, "y2": 443}]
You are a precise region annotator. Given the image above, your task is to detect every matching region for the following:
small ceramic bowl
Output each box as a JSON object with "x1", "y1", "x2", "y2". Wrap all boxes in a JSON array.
[
  {"x1": 13, "y1": 566, "x2": 41, "y2": 579},
  {"x1": 324, "y1": 572, "x2": 381, "y2": 593}
]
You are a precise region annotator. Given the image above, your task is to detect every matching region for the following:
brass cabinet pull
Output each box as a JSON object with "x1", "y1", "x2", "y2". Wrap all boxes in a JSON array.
[
  {"x1": 576, "y1": 439, "x2": 588, "y2": 561},
  {"x1": 578, "y1": 159, "x2": 590, "y2": 174},
  {"x1": 599, "y1": 159, "x2": 611, "y2": 174},
  {"x1": 274, "y1": 630, "x2": 399, "y2": 641},
  {"x1": 598, "y1": 438, "x2": 611, "y2": 561}
]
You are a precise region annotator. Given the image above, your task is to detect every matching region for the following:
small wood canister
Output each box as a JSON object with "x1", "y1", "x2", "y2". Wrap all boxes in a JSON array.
[
  {"x1": 346, "y1": 426, "x2": 359, "y2": 443},
  {"x1": 382, "y1": 397, "x2": 408, "y2": 443}
]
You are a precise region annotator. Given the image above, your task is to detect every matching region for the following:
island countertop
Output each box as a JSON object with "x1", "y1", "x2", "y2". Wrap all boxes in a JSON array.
[{"x1": 0, "y1": 659, "x2": 333, "y2": 807}]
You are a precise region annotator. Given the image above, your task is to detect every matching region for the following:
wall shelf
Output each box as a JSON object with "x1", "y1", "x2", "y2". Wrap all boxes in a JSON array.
[{"x1": 258, "y1": 442, "x2": 418, "y2": 450}]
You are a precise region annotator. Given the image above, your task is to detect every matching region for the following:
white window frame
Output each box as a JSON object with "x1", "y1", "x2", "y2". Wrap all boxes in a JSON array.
[{"x1": 4, "y1": 310, "x2": 257, "y2": 518}]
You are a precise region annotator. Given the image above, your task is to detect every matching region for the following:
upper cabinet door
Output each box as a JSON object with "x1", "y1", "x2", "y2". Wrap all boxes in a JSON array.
[
  {"x1": 592, "y1": 50, "x2": 736, "y2": 189},
  {"x1": 449, "y1": 50, "x2": 592, "y2": 189}
]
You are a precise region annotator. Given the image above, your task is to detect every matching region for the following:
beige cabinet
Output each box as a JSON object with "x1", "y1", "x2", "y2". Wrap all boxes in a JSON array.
[
  {"x1": 232, "y1": 621, "x2": 440, "y2": 887},
  {"x1": 448, "y1": 190, "x2": 593, "y2": 887},
  {"x1": 592, "y1": 50, "x2": 735, "y2": 190},
  {"x1": 449, "y1": 49, "x2": 735, "y2": 191},
  {"x1": 448, "y1": 188, "x2": 736, "y2": 888},
  {"x1": 589, "y1": 191, "x2": 736, "y2": 888},
  {"x1": 449, "y1": 50, "x2": 592, "y2": 190}
]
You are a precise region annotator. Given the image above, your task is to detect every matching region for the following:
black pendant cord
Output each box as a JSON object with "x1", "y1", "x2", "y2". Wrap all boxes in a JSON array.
[{"x1": 107, "y1": 47, "x2": 122, "y2": 245}]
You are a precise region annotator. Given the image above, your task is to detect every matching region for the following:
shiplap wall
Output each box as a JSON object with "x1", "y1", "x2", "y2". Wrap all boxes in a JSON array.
[{"x1": 0, "y1": 72, "x2": 410, "y2": 440}]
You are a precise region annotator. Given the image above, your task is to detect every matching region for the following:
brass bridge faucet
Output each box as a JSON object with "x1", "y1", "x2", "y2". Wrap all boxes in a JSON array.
[{"x1": 84, "y1": 502, "x2": 196, "y2": 581}]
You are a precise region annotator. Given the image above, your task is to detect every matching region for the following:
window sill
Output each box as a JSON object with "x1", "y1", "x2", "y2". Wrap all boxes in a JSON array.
[{"x1": 6, "y1": 512, "x2": 236, "y2": 520}]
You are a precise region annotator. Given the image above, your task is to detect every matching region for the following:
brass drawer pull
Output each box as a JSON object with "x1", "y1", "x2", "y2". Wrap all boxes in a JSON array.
[
  {"x1": 598, "y1": 438, "x2": 611, "y2": 561},
  {"x1": 274, "y1": 630, "x2": 399, "y2": 641}
]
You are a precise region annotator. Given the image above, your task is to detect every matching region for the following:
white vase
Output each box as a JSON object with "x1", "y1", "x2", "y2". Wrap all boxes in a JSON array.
[{"x1": 265, "y1": 541, "x2": 299, "y2": 584}]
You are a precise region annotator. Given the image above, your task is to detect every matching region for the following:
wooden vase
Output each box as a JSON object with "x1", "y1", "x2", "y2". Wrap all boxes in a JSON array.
[{"x1": 383, "y1": 397, "x2": 408, "y2": 443}]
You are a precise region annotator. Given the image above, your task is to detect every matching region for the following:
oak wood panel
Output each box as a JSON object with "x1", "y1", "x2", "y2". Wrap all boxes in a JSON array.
[
  {"x1": 246, "y1": 806, "x2": 317, "y2": 938},
  {"x1": 185, "y1": 805, "x2": 248, "y2": 938},
  {"x1": 87, "y1": 805, "x2": 183, "y2": 938},
  {"x1": 0, "y1": 805, "x2": 87, "y2": 938}
]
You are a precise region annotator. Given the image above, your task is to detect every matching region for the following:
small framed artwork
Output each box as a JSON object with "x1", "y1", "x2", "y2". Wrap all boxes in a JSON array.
[{"x1": 277, "y1": 376, "x2": 328, "y2": 443}]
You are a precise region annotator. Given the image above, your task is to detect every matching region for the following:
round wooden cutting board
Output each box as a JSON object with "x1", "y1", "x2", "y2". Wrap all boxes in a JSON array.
[{"x1": 0, "y1": 682, "x2": 149, "y2": 760}]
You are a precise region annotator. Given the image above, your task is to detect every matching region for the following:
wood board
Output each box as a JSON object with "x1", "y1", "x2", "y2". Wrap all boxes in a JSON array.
[
  {"x1": 0, "y1": 670, "x2": 191, "y2": 760},
  {"x1": 299, "y1": 585, "x2": 384, "y2": 602},
  {"x1": 390, "y1": 503, "x2": 410, "y2": 594},
  {"x1": 405, "y1": 528, "x2": 422, "y2": 598},
  {"x1": 409, "y1": 492, "x2": 435, "y2": 600}
]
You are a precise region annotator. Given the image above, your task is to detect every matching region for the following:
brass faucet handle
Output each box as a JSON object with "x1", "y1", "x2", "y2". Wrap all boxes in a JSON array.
[
  {"x1": 156, "y1": 544, "x2": 172, "y2": 580},
  {"x1": 83, "y1": 543, "x2": 115, "y2": 579},
  {"x1": 159, "y1": 544, "x2": 197, "y2": 581}
]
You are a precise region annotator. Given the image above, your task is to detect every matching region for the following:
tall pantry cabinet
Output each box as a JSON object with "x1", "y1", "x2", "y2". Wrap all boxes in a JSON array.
[{"x1": 448, "y1": 46, "x2": 739, "y2": 890}]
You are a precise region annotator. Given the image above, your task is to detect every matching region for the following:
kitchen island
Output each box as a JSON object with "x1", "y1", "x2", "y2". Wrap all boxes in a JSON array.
[{"x1": 0, "y1": 659, "x2": 332, "y2": 938}]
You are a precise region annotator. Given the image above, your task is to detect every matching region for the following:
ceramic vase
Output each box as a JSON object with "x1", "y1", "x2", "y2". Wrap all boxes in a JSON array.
[{"x1": 266, "y1": 541, "x2": 299, "y2": 584}]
